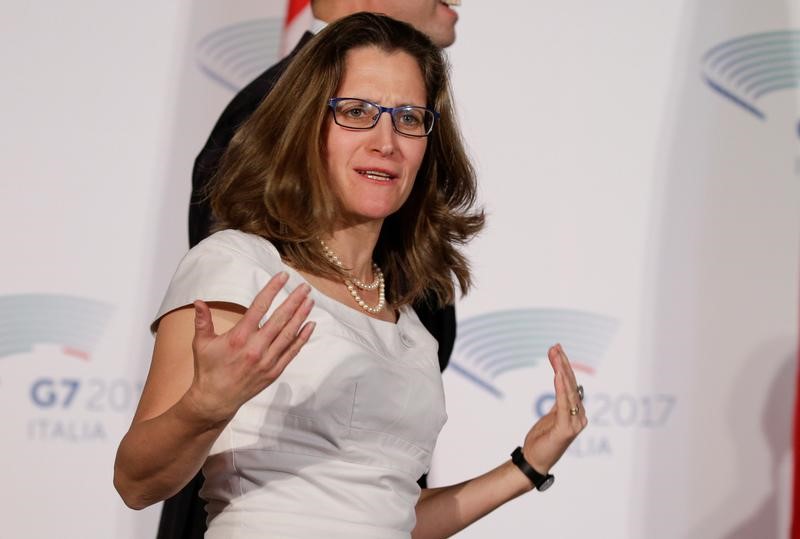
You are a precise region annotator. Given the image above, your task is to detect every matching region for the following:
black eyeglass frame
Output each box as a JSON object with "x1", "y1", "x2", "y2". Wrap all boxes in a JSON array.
[{"x1": 327, "y1": 97, "x2": 440, "y2": 138}]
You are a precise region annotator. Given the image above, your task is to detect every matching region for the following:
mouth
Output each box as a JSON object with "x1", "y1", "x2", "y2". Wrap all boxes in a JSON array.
[{"x1": 355, "y1": 168, "x2": 398, "y2": 182}]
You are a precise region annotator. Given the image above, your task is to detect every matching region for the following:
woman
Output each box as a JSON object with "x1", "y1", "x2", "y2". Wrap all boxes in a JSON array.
[{"x1": 115, "y1": 12, "x2": 587, "y2": 539}]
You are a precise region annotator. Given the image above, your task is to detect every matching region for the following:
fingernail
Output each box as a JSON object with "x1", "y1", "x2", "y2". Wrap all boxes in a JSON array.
[
  {"x1": 277, "y1": 271, "x2": 289, "y2": 282},
  {"x1": 300, "y1": 283, "x2": 311, "y2": 293}
]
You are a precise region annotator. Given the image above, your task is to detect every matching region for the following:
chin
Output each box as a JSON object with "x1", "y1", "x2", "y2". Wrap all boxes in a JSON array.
[{"x1": 342, "y1": 202, "x2": 404, "y2": 224}]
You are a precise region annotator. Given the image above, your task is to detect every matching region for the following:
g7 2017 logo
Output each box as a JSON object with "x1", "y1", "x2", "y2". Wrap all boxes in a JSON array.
[
  {"x1": 0, "y1": 294, "x2": 141, "y2": 442},
  {"x1": 449, "y1": 308, "x2": 676, "y2": 458}
]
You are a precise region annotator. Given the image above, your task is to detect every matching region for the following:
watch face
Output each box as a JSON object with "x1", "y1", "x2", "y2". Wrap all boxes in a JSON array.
[{"x1": 537, "y1": 475, "x2": 555, "y2": 492}]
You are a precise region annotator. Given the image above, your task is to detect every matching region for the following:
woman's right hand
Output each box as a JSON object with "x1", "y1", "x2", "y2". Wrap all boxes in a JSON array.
[{"x1": 184, "y1": 272, "x2": 316, "y2": 426}]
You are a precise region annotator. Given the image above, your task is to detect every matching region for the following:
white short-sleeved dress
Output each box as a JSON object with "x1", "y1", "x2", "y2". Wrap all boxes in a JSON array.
[{"x1": 154, "y1": 230, "x2": 448, "y2": 539}]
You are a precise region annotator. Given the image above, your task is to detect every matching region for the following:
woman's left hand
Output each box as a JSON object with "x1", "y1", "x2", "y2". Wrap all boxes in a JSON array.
[
  {"x1": 521, "y1": 344, "x2": 587, "y2": 475},
  {"x1": 412, "y1": 344, "x2": 587, "y2": 538}
]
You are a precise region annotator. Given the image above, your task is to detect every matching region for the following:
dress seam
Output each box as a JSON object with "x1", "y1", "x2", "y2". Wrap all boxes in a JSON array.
[{"x1": 231, "y1": 428, "x2": 244, "y2": 539}]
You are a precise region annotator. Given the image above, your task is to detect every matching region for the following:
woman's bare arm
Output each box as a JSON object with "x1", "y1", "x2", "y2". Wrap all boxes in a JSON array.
[
  {"x1": 412, "y1": 345, "x2": 587, "y2": 539},
  {"x1": 113, "y1": 274, "x2": 315, "y2": 509}
]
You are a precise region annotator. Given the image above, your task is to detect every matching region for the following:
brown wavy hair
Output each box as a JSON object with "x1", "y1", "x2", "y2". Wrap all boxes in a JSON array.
[{"x1": 211, "y1": 12, "x2": 484, "y2": 308}]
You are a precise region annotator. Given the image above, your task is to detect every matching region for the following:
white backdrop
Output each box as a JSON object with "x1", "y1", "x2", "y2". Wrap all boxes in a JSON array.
[
  {"x1": 433, "y1": 2, "x2": 799, "y2": 538},
  {"x1": 1, "y1": 1, "x2": 797, "y2": 538}
]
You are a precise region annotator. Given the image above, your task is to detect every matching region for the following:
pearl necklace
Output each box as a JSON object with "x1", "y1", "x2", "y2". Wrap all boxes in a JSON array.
[{"x1": 319, "y1": 240, "x2": 386, "y2": 314}]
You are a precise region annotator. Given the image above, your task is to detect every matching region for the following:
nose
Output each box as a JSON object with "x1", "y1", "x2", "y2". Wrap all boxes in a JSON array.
[{"x1": 369, "y1": 111, "x2": 396, "y2": 156}]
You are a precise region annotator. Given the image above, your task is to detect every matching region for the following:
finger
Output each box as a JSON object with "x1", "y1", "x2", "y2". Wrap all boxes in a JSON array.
[
  {"x1": 192, "y1": 300, "x2": 216, "y2": 348},
  {"x1": 268, "y1": 321, "x2": 316, "y2": 377},
  {"x1": 542, "y1": 348, "x2": 560, "y2": 416},
  {"x1": 553, "y1": 366, "x2": 572, "y2": 422},
  {"x1": 259, "y1": 296, "x2": 314, "y2": 365},
  {"x1": 547, "y1": 345, "x2": 569, "y2": 385},
  {"x1": 558, "y1": 369, "x2": 585, "y2": 425},
  {"x1": 239, "y1": 272, "x2": 290, "y2": 332},
  {"x1": 557, "y1": 343, "x2": 580, "y2": 392},
  {"x1": 547, "y1": 345, "x2": 561, "y2": 374},
  {"x1": 555, "y1": 343, "x2": 584, "y2": 408},
  {"x1": 256, "y1": 283, "x2": 312, "y2": 344},
  {"x1": 547, "y1": 345, "x2": 570, "y2": 417}
]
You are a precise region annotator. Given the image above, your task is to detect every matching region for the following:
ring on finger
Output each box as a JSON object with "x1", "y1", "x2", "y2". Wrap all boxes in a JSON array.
[
  {"x1": 569, "y1": 406, "x2": 579, "y2": 416},
  {"x1": 577, "y1": 385, "x2": 584, "y2": 401}
]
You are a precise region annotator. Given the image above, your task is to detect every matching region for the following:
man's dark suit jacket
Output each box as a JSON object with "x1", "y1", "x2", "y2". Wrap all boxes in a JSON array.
[{"x1": 156, "y1": 32, "x2": 456, "y2": 539}]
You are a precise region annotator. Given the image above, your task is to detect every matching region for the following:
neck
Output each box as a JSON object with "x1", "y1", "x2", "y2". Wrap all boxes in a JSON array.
[
  {"x1": 311, "y1": 1, "x2": 367, "y2": 23},
  {"x1": 322, "y1": 222, "x2": 381, "y2": 283}
]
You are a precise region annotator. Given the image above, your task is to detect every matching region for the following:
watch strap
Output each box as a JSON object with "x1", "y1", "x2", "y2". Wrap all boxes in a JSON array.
[{"x1": 510, "y1": 446, "x2": 554, "y2": 491}]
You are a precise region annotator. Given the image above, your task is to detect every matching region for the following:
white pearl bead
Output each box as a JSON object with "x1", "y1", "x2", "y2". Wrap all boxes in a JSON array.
[{"x1": 320, "y1": 239, "x2": 386, "y2": 314}]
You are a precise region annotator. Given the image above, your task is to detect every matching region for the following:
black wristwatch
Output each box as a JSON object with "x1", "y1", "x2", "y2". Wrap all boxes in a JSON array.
[{"x1": 510, "y1": 447, "x2": 555, "y2": 492}]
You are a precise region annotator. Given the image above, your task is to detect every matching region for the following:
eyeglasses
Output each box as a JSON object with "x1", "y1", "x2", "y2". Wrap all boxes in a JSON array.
[{"x1": 327, "y1": 97, "x2": 439, "y2": 138}]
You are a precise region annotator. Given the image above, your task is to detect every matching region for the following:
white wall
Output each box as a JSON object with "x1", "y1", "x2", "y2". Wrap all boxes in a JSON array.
[{"x1": 433, "y1": 1, "x2": 798, "y2": 538}]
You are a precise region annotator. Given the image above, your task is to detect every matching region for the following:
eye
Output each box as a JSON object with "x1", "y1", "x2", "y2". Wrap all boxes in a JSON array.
[
  {"x1": 335, "y1": 99, "x2": 378, "y2": 125},
  {"x1": 343, "y1": 105, "x2": 367, "y2": 119},
  {"x1": 397, "y1": 108, "x2": 424, "y2": 126}
]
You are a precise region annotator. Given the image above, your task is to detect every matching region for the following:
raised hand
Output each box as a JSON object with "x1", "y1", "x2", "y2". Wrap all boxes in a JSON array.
[
  {"x1": 521, "y1": 344, "x2": 587, "y2": 474},
  {"x1": 184, "y1": 272, "x2": 316, "y2": 425}
]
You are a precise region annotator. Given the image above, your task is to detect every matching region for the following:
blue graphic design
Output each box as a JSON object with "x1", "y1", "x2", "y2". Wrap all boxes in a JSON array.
[
  {"x1": 0, "y1": 294, "x2": 113, "y2": 359},
  {"x1": 450, "y1": 308, "x2": 618, "y2": 398},
  {"x1": 196, "y1": 18, "x2": 283, "y2": 92},
  {"x1": 702, "y1": 30, "x2": 800, "y2": 120}
]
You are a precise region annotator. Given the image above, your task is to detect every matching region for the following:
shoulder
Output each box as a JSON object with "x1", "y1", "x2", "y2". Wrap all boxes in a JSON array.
[
  {"x1": 192, "y1": 229, "x2": 282, "y2": 269},
  {"x1": 216, "y1": 57, "x2": 292, "y2": 126},
  {"x1": 153, "y1": 230, "x2": 284, "y2": 328}
]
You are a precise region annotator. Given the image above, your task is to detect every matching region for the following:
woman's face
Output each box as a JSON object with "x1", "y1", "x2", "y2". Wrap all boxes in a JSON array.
[{"x1": 324, "y1": 46, "x2": 428, "y2": 227}]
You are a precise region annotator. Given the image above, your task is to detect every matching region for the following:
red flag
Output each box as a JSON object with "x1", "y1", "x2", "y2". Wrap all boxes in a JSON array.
[
  {"x1": 793, "y1": 310, "x2": 800, "y2": 538},
  {"x1": 281, "y1": 0, "x2": 312, "y2": 56},
  {"x1": 285, "y1": 0, "x2": 308, "y2": 21}
]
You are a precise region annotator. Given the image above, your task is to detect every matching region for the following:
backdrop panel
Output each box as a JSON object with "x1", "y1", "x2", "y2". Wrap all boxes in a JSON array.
[
  {"x1": 1, "y1": 2, "x2": 797, "y2": 538},
  {"x1": 431, "y1": 1, "x2": 799, "y2": 538},
  {"x1": 0, "y1": 2, "x2": 284, "y2": 537}
]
